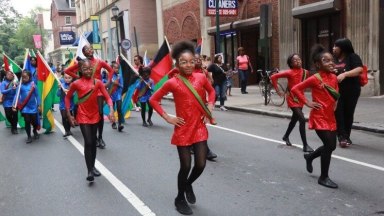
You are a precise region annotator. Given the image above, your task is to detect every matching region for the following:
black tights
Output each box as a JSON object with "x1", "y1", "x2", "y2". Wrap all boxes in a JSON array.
[
  {"x1": 176, "y1": 141, "x2": 208, "y2": 199},
  {"x1": 97, "y1": 96, "x2": 104, "y2": 139},
  {"x1": 113, "y1": 100, "x2": 123, "y2": 124},
  {"x1": 80, "y1": 124, "x2": 98, "y2": 172},
  {"x1": 4, "y1": 107, "x2": 18, "y2": 130},
  {"x1": 60, "y1": 110, "x2": 72, "y2": 132},
  {"x1": 23, "y1": 113, "x2": 38, "y2": 138},
  {"x1": 284, "y1": 107, "x2": 308, "y2": 146},
  {"x1": 308, "y1": 130, "x2": 337, "y2": 178},
  {"x1": 140, "y1": 101, "x2": 153, "y2": 123}
]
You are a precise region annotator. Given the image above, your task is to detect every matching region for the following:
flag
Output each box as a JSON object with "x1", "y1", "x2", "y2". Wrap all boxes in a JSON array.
[
  {"x1": 2, "y1": 53, "x2": 22, "y2": 74},
  {"x1": 195, "y1": 38, "x2": 202, "y2": 55},
  {"x1": 37, "y1": 52, "x2": 58, "y2": 133},
  {"x1": 33, "y1": 35, "x2": 42, "y2": 49},
  {"x1": 143, "y1": 50, "x2": 151, "y2": 67},
  {"x1": 103, "y1": 56, "x2": 139, "y2": 121},
  {"x1": 64, "y1": 50, "x2": 74, "y2": 67},
  {"x1": 150, "y1": 39, "x2": 173, "y2": 84},
  {"x1": 76, "y1": 33, "x2": 90, "y2": 60}
]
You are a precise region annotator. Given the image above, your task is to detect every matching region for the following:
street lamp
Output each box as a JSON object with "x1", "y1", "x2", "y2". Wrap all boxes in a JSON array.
[{"x1": 111, "y1": 5, "x2": 120, "y2": 56}]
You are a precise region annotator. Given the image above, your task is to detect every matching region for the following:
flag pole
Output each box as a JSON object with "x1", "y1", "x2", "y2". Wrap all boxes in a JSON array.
[
  {"x1": 119, "y1": 54, "x2": 152, "y2": 89},
  {"x1": 164, "y1": 36, "x2": 171, "y2": 53},
  {"x1": 200, "y1": 37, "x2": 203, "y2": 55},
  {"x1": 12, "y1": 49, "x2": 30, "y2": 108}
]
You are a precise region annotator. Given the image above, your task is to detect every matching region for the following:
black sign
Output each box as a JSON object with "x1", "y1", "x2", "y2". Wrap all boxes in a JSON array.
[{"x1": 59, "y1": 31, "x2": 76, "y2": 45}]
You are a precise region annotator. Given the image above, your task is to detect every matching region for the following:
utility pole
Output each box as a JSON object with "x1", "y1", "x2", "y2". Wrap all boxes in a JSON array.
[{"x1": 215, "y1": 0, "x2": 220, "y2": 54}]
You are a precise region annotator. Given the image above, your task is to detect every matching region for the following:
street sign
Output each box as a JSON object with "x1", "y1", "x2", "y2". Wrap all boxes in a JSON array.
[
  {"x1": 205, "y1": 0, "x2": 238, "y2": 16},
  {"x1": 121, "y1": 39, "x2": 132, "y2": 51}
]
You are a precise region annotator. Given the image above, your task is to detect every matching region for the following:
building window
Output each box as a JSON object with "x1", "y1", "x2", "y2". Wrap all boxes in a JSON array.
[
  {"x1": 70, "y1": 0, "x2": 75, "y2": 8},
  {"x1": 65, "y1": 16, "x2": 72, "y2": 25}
]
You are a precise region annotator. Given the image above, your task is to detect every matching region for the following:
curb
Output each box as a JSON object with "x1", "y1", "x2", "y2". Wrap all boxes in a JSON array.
[{"x1": 163, "y1": 97, "x2": 384, "y2": 134}]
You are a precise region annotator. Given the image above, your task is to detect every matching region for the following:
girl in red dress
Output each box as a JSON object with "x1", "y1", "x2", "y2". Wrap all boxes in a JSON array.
[
  {"x1": 65, "y1": 59, "x2": 114, "y2": 182},
  {"x1": 64, "y1": 45, "x2": 114, "y2": 149},
  {"x1": 149, "y1": 41, "x2": 215, "y2": 215},
  {"x1": 270, "y1": 54, "x2": 314, "y2": 152},
  {"x1": 291, "y1": 45, "x2": 339, "y2": 189}
]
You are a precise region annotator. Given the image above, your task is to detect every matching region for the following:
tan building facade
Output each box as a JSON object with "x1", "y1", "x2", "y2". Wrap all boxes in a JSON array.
[
  {"x1": 160, "y1": 0, "x2": 382, "y2": 95},
  {"x1": 74, "y1": 0, "x2": 158, "y2": 63}
]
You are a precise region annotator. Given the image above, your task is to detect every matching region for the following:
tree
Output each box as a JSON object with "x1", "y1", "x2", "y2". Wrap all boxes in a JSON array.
[{"x1": 0, "y1": 0, "x2": 22, "y2": 62}]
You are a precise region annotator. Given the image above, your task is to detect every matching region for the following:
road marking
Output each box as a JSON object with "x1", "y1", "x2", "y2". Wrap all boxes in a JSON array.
[
  {"x1": 54, "y1": 119, "x2": 156, "y2": 216},
  {"x1": 209, "y1": 124, "x2": 384, "y2": 172}
]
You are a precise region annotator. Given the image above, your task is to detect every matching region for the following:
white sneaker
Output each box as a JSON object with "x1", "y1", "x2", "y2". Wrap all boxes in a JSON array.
[
  {"x1": 220, "y1": 106, "x2": 228, "y2": 111},
  {"x1": 135, "y1": 107, "x2": 141, "y2": 112}
]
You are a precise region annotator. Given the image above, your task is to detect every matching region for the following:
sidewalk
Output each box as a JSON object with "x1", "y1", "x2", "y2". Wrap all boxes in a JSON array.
[
  {"x1": 165, "y1": 85, "x2": 384, "y2": 134},
  {"x1": 222, "y1": 86, "x2": 384, "y2": 134}
]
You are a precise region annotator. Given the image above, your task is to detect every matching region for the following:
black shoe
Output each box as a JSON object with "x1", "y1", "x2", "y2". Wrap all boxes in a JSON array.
[
  {"x1": 11, "y1": 129, "x2": 18, "y2": 134},
  {"x1": 206, "y1": 149, "x2": 217, "y2": 161},
  {"x1": 142, "y1": 122, "x2": 148, "y2": 127},
  {"x1": 86, "y1": 171, "x2": 94, "y2": 182},
  {"x1": 98, "y1": 138, "x2": 106, "y2": 149},
  {"x1": 63, "y1": 131, "x2": 72, "y2": 137},
  {"x1": 282, "y1": 136, "x2": 292, "y2": 146},
  {"x1": 346, "y1": 137, "x2": 353, "y2": 145},
  {"x1": 118, "y1": 124, "x2": 124, "y2": 132},
  {"x1": 26, "y1": 137, "x2": 33, "y2": 144},
  {"x1": 304, "y1": 154, "x2": 313, "y2": 173},
  {"x1": 112, "y1": 123, "x2": 117, "y2": 129},
  {"x1": 67, "y1": 131, "x2": 73, "y2": 136},
  {"x1": 244, "y1": 91, "x2": 248, "y2": 94},
  {"x1": 174, "y1": 198, "x2": 193, "y2": 215},
  {"x1": 318, "y1": 177, "x2": 338, "y2": 189},
  {"x1": 92, "y1": 167, "x2": 101, "y2": 177},
  {"x1": 33, "y1": 131, "x2": 39, "y2": 140},
  {"x1": 185, "y1": 184, "x2": 196, "y2": 204},
  {"x1": 303, "y1": 145, "x2": 314, "y2": 153},
  {"x1": 147, "y1": 119, "x2": 153, "y2": 126},
  {"x1": 95, "y1": 139, "x2": 100, "y2": 148}
]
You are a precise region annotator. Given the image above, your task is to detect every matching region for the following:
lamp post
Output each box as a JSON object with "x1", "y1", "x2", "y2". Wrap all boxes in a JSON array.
[
  {"x1": 215, "y1": 0, "x2": 220, "y2": 54},
  {"x1": 111, "y1": 5, "x2": 120, "y2": 56}
]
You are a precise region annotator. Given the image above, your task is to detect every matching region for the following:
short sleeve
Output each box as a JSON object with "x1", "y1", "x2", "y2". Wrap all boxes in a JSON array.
[{"x1": 348, "y1": 53, "x2": 363, "y2": 70}]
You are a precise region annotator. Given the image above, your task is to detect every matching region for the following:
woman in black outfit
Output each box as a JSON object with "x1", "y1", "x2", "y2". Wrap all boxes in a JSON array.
[
  {"x1": 332, "y1": 38, "x2": 363, "y2": 148},
  {"x1": 208, "y1": 54, "x2": 228, "y2": 111}
]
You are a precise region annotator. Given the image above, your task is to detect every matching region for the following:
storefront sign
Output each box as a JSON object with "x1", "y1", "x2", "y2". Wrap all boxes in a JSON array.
[
  {"x1": 205, "y1": 0, "x2": 238, "y2": 16},
  {"x1": 59, "y1": 31, "x2": 76, "y2": 45}
]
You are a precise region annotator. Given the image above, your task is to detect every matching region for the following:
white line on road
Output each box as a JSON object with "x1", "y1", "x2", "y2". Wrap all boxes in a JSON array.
[
  {"x1": 54, "y1": 119, "x2": 156, "y2": 216},
  {"x1": 209, "y1": 124, "x2": 384, "y2": 172}
]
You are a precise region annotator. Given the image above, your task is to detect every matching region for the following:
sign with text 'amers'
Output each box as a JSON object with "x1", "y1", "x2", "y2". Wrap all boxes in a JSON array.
[
  {"x1": 59, "y1": 31, "x2": 76, "y2": 45},
  {"x1": 205, "y1": 0, "x2": 238, "y2": 16}
]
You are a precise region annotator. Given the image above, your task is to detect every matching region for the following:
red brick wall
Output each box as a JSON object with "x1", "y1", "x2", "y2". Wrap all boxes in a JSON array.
[{"x1": 163, "y1": 1, "x2": 201, "y2": 44}]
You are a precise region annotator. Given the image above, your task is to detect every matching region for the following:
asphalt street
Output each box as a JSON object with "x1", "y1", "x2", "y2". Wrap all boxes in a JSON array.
[{"x1": 0, "y1": 101, "x2": 383, "y2": 216}]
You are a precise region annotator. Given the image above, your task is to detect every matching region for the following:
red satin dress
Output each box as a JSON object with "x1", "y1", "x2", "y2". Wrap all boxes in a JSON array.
[
  {"x1": 65, "y1": 78, "x2": 113, "y2": 124},
  {"x1": 291, "y1": 71, "x2": 338, "y2": 131},
  {"x1": 270, "y1": 68, "x2": 309, "y2": 108},
  {"x1": 150, "y1": 72, "x2": 215, "y2": 146}
]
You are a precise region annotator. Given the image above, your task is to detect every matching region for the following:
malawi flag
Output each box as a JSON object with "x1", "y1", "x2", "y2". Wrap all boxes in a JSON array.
[
  {"x1": 3, "y1": 53, "x2": 22, "y2": 74},
  {"x1": 150, "y1": 39, "x2": 173, "y2": 88},
  {"x1": 37, "y1": 52, "x2": 58, "y2": 133},
  {"x1": 195, "y1": 38, "x2": 202, "y2": 55}
]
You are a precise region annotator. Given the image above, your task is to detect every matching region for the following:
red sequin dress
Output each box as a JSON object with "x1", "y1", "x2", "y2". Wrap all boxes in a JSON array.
[
  {"x1": 65, "y1": 78, "x2": 113, "y2": 124},
  {"x1": 270, "y1": 68, "x2": 310, "y2": 108},
  {"x1": 291, "y1": 71, "x2": 339, "y2": 131},
  {"x1": 150, "y1": 72, "x2": 215, "y2": 146}
]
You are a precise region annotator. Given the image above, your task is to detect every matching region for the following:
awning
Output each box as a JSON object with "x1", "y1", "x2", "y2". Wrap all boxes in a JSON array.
[
  {"x1": 207, "y1": 17, "x2": 260, "y2": 35},
  {"x1": 292, "y1": 0, "x2": 341, "y2": 18},
  {"x1": 72, "y1": 31, "x2": 93, "y2": 46}
]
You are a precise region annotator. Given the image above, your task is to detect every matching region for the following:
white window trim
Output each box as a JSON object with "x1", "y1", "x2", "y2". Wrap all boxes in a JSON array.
[
  {"x1": 69, "y1": 0, "x2": 75, "y2": 8},
  {"x1": 65, "y1": 16, "x2": 72, "y2": 25}
]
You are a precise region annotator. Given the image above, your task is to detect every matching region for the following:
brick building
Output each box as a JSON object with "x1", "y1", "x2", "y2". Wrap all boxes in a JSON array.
[
  {"x1": 49, "y1": 0, "x2": 77, "y2": 64},
  {"x1": 160, "y1": 0, "x2": 382, "y2": 96}
]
